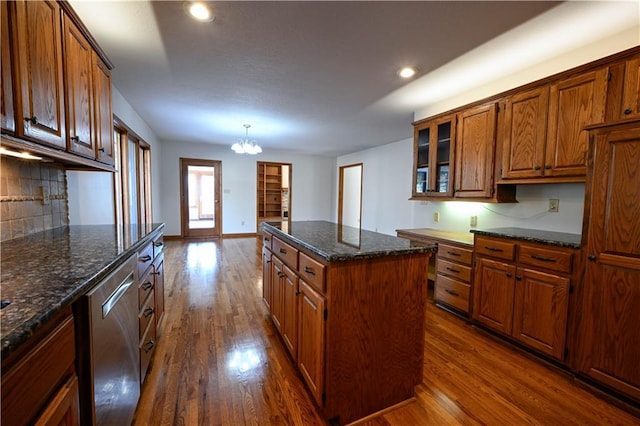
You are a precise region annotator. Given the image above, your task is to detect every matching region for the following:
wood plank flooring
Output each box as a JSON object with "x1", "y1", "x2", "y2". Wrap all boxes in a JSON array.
[{"x1": 133, "y1": 238, "x2": 640, "y2": 425}]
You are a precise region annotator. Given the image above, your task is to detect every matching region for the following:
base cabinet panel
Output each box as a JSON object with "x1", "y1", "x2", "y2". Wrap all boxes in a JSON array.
[
  {"x1": 298, "y1": 279, "x2": 326, "y2": 406},
  {"x1": 512, "y1": 268, "x2": 569, "y2": 359},
  {"x1": 473, "y1": 257, "x2": 515, "y2": 335}
]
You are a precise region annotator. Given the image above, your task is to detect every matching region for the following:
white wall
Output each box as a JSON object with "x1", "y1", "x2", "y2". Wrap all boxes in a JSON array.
[
  {"x1": 337, "y1": 138, "x2": 586, "y2": 237},
  {"x1": 159, "y1": 139, "x2": 335, "y2": 236},
  {"x1": 68, "y1": 86, "x2": 162, "y2": 225}
]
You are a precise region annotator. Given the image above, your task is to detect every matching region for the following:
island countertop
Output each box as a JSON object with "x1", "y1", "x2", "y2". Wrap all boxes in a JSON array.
[
  {"x1": 263, "y1": 220, "x2": 436, "y2": 262},
  {"x1": 0, "y1": 223, "x2": 164, "y2": 359}
]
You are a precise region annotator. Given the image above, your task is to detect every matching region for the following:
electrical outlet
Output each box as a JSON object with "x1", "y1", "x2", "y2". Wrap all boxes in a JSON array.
[
  {"x1": 548, "y1": 199, "x2": 560, "y2": 213},
  {"x1": 433, "y1": 212, "x2": 440, "y2": 222},
  {"x1": 470, "y1": 216, "x2": 478, "y2": 227},
  {"x1": 241, "y1": 220, "x2": 245, "y2": 226}
]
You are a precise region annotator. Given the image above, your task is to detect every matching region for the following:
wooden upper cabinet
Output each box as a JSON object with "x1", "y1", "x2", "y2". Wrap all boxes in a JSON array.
[
  {"x1": 412, "y1": 114, "x2": 456, "y2": 197},
  {"x1": 12, "y1": 0, "x2": 66, "y2": 149},
  {"x1": 501, "y1": 86, "x2": 549, "y2": 179},
  {"x1": 545, "y1": 68, "x2": 608, "y2": 177},
  {"x1": 620, "y1": 57, "x2": 640, "y2": 120},
  {"x1": 1, "y1": 0, "x2": 15, "y2": 133},
  {"x1": 455, "y1": 103, "x2": 497, "y2": 198},
  {"x1": 63, "y1": 14, "x2": 95, "y2": 159},
  {"x1": 93, "y1": 53, "x2": 114, "y2": 165}
]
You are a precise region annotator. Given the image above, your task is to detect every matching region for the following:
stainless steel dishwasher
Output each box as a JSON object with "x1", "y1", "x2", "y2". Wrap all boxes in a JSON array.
[{"x1": 77, "y1": 255, "x2": 140, "y2": 425}]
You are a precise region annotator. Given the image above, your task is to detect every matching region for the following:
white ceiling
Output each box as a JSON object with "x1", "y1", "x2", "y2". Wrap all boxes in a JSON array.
[{"x1": 69, "y1": 1, "x2": 638, "y2": 157}]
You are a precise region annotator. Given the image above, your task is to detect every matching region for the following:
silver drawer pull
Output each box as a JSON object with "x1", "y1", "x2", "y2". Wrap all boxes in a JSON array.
[
  {"x1": 484, "y1": 246, "x2": 504, "y2": 252},
  {"x1": 304, "y1": 266, "x2": 315, "y2": 276},
  {"x1": 444, "y1": 289, "x2": 459, "y2": 297},
  {"x1": 447, "y1": 251, "x2": 461, "y2": 257},
  {"x1": 140, "y1": 255, "x2": 152, "y2": 262},
  {"x1": 446, "y1": 267, "x2": 460, "y2": 273}
]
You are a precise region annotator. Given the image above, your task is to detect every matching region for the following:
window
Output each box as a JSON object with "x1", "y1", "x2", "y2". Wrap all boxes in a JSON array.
[{"x1": 113, "y1": 119, "x2": 152, "y2": 229}]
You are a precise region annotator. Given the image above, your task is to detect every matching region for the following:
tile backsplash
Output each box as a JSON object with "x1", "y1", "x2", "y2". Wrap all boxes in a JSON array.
[{"x1": 0, "y1": 157, "x2": 69, "y2": 241}]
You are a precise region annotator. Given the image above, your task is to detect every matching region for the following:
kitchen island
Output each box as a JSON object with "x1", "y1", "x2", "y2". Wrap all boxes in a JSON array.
[{"x1": 262, "y1": 221, "x2": 436, "y2": 425}]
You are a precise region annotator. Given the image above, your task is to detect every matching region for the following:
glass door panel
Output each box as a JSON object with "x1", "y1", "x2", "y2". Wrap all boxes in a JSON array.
[
  {"x1": 181, "y1": 159, "x2": 222, "y2": 238},
  {"x1": 414, "y1": 126, "x2": 430, "y2": 194}
]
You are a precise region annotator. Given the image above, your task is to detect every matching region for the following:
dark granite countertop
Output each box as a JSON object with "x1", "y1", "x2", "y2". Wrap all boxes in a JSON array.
[
  {"x1": 470, "y1": 227, "x2": 582, "y2": 249},
  {"x1": 263, "y1": 221, "x2": 436, "y2": 262},
  {"x1": 0, "y1": 223, "x2": 164, "y2": 359}
]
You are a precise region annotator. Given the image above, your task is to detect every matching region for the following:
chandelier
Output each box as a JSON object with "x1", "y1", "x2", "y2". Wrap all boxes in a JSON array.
[{"x1": 231, "y1": 124, "x2": 262, "y2": 155}]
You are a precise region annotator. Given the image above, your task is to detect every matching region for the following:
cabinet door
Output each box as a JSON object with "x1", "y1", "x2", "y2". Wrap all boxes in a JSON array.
[
  {"x1": 1, "y1": 0, "x2": 15, "y2": 133},
  {"x1": 620, "y1": 57, "x2": 640, "y2": 120},
  {"x1": 63, "y1": 14, "x2": 94, "y2": 158},
  {"x1": 546, "y1": 69, "x2": 608, "y2": 176},
  {"x1": 579, "y1": 125, "x2": 640, "y2": 401},
  {"x1": 455, "y1": 103, "x2": 497, "y2": 198},
  {"x1": 154, "y1": 255, "x2": 165, "y2": 330},
  {"x1": 282, "y1": 264, "x2": 298, "y2": 360},
  {"x1": 512, "y1": 268, "x2": 569, "y2": 360},
  {"x1": 13, "y1": 0, "x2": 66, "y2": 148},
  {"x1": 33, "y1": 375, "x2": 80, "y2": 426},
  {"x1": 412, "y1": 114, "x2": 455, "y2": 197},
  {"x1": 262, "y1": 247, "x2": 272, "y2": 311},
  {"x1": 298, "y1": 279, "x2": 326, "y2": 406},
  {"x1": 472, "y1": 257, "x2": 515, "y2": 335},
  {"x1": 93, "y1": 53, "x2": 114, "y2": 165},
  {"x1": 501, "y1": 86, "x2": 549, "y2": 179},
  {"x1": 271, "y1": 257, "x2": 284, "y2": 332}
]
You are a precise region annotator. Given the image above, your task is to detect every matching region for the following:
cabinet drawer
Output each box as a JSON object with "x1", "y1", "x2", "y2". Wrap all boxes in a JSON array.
[
  {"x1": 137, "y1": 242, "x2": 154, "y2": 278},
  {"x1": 435, "y1": 275, "x2": 470, "y2": 313},
  {"x1": 475, "y1": 237, "x2": 516, "y2": 261},
  {"x1": 438, "y1": 244, "x2": 473, "y2": 265},
  {"x1": 138, "y1": 267, "x2": 155, "y2": 310},
  {"x1": 152, "y1": 234, "x2": 164, "y2": 258},
  {"x1": 140, "y1": 320, "x2": 156, "y2": 384},
  {"x1": 1, "y1": 315, "x2": 75, "y2": 426},
  {"x1": 139, "y1": 291, "x2": 155, "y2": 344},
  {"x1": 263, "y1": 231, "x2": 273, "y2": 250},
  {"x1": 518, "y1": 244, "x2": 573, "y2": 274},
  {"x1": 437, "y1": 258, "x2": 472, "y2": 283},
  {"x1": 299, "y1": 252, "x2": 326, "y2": 293},
  {"x1": 273, "y1": 236, "x2": 298, "y2": 269}
]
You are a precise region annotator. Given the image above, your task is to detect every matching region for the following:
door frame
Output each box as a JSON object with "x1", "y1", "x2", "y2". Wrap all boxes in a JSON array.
[
  {"x1": 180, "y1": 158, "x2": 222, "y2": 238},
  {"x1": 338, "y1": 163, "x2": 363, "y2": 228}
]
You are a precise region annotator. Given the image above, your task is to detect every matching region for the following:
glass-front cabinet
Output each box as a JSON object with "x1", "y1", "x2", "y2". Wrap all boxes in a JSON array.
[{"x1": 412, "y1": 114, "x2": 456, "y2": 198}]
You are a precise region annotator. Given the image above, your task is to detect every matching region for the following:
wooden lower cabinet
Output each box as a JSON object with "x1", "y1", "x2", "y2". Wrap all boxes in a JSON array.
[
  {"x1": 473, "y1": 235, "x2": 577, "y2": 361},
  {"x1": 1, "y1": 309, "x2": 80, "y2": 426},
  {"x1": 34, "y1": 375, "x2": 80, "y2": 426},
  {"x1": 281, "y1": 264, "x2": 299, "y2": 359},
  {"x1": 270, "y1": 256, "x2": 285, "y2": 332},
  {"x1": 262, "y1": 246, "x2": 272, "y2": 310},
  {"x1": 297, "y1": 279, "x2": 326, "y2": 406},
  {"x1": 577, "y1": 121, "x2": 640, "y2": 402},
  {"x1": 512, "y1": 268, "x2": 569, "y2": 360},
  {"x1": 473, "y1": 257, "x2": 516, "y2": 335}
]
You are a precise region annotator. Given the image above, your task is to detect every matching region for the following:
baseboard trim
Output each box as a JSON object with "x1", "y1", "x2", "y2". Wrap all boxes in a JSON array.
[{"x1": 223, "y1": 232, "x2": 258, "y2": 239}]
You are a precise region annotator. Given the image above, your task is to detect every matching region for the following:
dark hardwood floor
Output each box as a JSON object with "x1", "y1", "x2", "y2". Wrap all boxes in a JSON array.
[{"x1": 133, "y1": 238, "x2": 640, "y2": 425}]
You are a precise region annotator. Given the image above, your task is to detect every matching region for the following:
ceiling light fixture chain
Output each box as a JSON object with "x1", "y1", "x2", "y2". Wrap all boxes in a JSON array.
[{"x1": 231, "y1": 124, "x2": 262, "y2": 155}]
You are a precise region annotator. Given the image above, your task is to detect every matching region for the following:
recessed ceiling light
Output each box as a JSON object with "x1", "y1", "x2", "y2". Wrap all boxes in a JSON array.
[
  {"x1": 187, "y1": 2, "x2": 214, "y2": 22},
  {"x1": 398, "y1": 67, "x2": 418, "y2": 79}
]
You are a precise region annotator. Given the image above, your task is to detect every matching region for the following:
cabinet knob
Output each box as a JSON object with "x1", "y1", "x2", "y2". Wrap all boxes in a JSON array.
[
  {"x1": 588, "y1": 254, "x2": 597, "y2": 261},
  {"x1": 144, "y1": 306, "x2": 154, "y2": 318},
  {"x1": 142, "y1": 281, "x2": 153, "y2": 290},
  {"x1": 624, "y1": 108, "x2": 633, "y2": 115},
  {"x1": 98, "y1": 147, "x2": 105, "y2": 152},
  {"x1": 295, "y1": 290, "x2": 301, "y2": 296},
  {"x1": 506, "y1": 272, "x2": 512, "y2": 278},
  {"x1": 516, "y1": 275, "x2": 522, "y2": 281},
  {"x1": 24, "y1": 116, "x2": 38, "y2": 124},
  {"x1": 544, "y1": 165, "x2": 552, "y2": 170},
  {"x1": 144, "y1": 339, "x2": 155, "y2": 353},
  {"x1": 533, "y1": 165, "x2": 541, "y2": 171},
  {"x1": 70, "y1": 136, "x2": 79, "y2": 142}
]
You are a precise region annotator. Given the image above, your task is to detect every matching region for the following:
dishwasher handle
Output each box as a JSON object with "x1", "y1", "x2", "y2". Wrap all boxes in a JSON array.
[{"x1": 102, "y1": 275, "x2": 135, "y2": 318}]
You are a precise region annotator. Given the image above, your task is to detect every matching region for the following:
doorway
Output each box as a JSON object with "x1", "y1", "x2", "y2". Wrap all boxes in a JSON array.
[
  {"x1": 180, "y1": 158, "x2": 222, "y2": 238},
  {"x1": 257, "y1": 162, "x2": 292, "y2": 231},
  {"x1": 338, "y1": 163, "x2": 363, "y2": 228}
]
